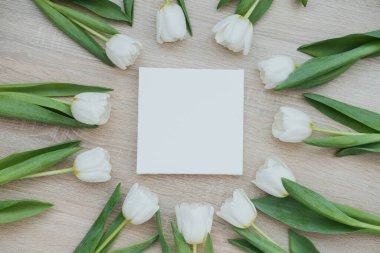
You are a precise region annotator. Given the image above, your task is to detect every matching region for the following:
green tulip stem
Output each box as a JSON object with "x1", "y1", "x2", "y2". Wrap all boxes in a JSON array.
[
  {"x1": 251, "y1": 223, "x2": 277, "y2": 245},
  {"x1": 94, "y1": 218, "x2": 128, "y2": 253},
  {"x1": 192, "y1": 244, "x2": 197, "y2": 253},
  {"x1": 70, "y1": 18, "x2": 109, "y2": 42},
  {"x1": 52, "y1": 98, "x2": 72, "y2": 105},
  {"x1": 244, "y1": 0, "x2": 260, "y2": 19},
  {"x1": 22, "y1": 167, "x2": 74, "y2": 179},
  {"x1": 311, "y1": 127, "x2": 363, "y2": 136}
]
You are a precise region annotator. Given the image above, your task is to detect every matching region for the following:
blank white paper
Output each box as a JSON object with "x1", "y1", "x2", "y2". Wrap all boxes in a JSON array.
[{"x1": 137, "y1": 68, "x2": 244, "y2": 175}]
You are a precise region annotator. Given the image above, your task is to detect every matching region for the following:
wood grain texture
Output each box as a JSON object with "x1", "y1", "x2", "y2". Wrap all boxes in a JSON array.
[{"x1": 0, "y1": 0, "x2": 379, "y2": 252}]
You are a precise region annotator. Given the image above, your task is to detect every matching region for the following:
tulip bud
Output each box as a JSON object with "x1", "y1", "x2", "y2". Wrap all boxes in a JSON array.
[
  {"x1": 105, "y1": 34, "x2": 142, "y2": 70},
  {"x1": 122, "y1": 183, "x2": 159, "y2": 225},
  {"x1": 175, "y1": 202, "x2": 214, "y2": 245},
  {"x1": 253, "y1": 156, "x2": 296, "y2": 198},
  {"x1": 217, "y1": 189, "x2": 257, "y2": 228},
  {"x1": 258, "y1": 55, "x2": 296, "y2": 89},
  {"x1": 71, "y1": 92, "x2": 111, "y2": 125},
  {"x1": 212, "y1": 14, "x2": 253, "y2": 55},
  {"x1": 156, "y1": 2, "x2": 187, "y2": 43},
  {"x1": 73, "y1": 147, "x2": 112, "y2": 182},
  {"x1": 272, "y1": 106, "x2": 313, "y2": 143}
]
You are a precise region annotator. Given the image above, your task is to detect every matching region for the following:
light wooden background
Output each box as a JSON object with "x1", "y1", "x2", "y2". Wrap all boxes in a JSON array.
[{"x1": 1, "y1": 0, "x2": 379, "y2": 252}]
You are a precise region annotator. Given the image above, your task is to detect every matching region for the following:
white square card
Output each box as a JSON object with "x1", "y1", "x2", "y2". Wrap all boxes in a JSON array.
[{"x1": 137, "y1": 68, "x2": 244, "y2": 175}]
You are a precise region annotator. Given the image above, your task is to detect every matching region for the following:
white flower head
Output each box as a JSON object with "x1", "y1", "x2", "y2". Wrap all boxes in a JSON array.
[
  {"x1": 157, "y1": 2, "x2": 187, "y2": 43},
  {"x1": 212, "y1": 14, "x2": 253, "y2": 55},
  {"x1": 217, "y1": 189, "x2": 257, "y2": 228},
  {"x1": 258, "y1": 55, "x2": 296, "y2": 89},
  {"x1": 105, "y1": 34, "x2": 142, "y2": 70},
  {"x1": 74, "y1": 147, "x2": 112, "y2": 182},
  {"x1": 175, "y1": 202, "x2": 214, "y2": 245},
  {"x1": 122, "y1": 183, "x2": 159, "y2": 225},
  {"x1": 253, "y1": 156, "x2": 296, "y2": 198},
  {"x1": 71, "y1": 92, "x2": 111, "y2": 125},
  {"x1": 272, "y1": 106, "x2": 313, "y2": 143}
]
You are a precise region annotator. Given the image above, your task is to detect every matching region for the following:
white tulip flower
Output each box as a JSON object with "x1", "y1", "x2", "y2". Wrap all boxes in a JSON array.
[
  {"x1": 272, "y1": 106, "x2": 313, "y2": 143},
  {"x1": 258, "y1": 55, "x2": 296, "y2": 89},
  {"x1": 73, "y1": 147, "x2": 112, "y2": 182},
  {"x1": 217, "y1": 189, "x2": 257, "y2": 229},
  {"x1": 253, "y1": 156, "x2": 296, "y2": 198},
  {"x1": 175, "y1": 202, "x2": 214, "y2": 245},
  {"x1": 105, "y1": 34, "x2": 142, "y2": 70},
  {"x1": 212, "y1": 14, "x2": 253, "y2": 55},
  {"x1": 156, "y1": 2, "x2": 187, "y2": 43},
  {"x1": 122, "y1": 183, "x2": 159, "y2": 225},
  {"x1": 71, "y1": 92, "x2": 111, "y2": 125}
]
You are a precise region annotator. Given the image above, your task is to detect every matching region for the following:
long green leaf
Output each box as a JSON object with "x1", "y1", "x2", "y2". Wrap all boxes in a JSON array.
[
  {"x1": 156, "y1": 211, "x2": 173, "y2": 253},
  {"x1": 49, "y1": 2, "x2": 118, "y2": 35},
  {"x1": 0, "y1": 199, "x2": 53, "y2": 224},
  {"x1": 229, "y1": 238, "x2": 263, "y2": 253},
  {"x1": 171, "y1": 222, "x2": 192, "y2": 253},
  {"x1": 110, "y1": 235, "x2": 159, "y2": 253},
  {"x1": 304, "y1": 93, "x2": 380, "y2": 133},
  {"x1": 299, "y1": 30, "x2": 380, "y2": 57},
  {"x1": 234, "y1": 228, "x2": 287, "y2": 253},
  {"x1": 0, "y1": 140, "x2": 80, "y2": 170},
  {"x1": 74, "y1": 183, "x2": 121, "y2": 253},
  {"x1": 68, "y1": 0, "x2": 131, "y2": 23},
  {"x1": 334, "y1": 203, "x2": 380, "y2": 226},
  {"x1": 98, "y1": 212, "x2": 125, "y2": 253},
  {"x1": 0, "y1": 83, "x2": 112, "y2": 97},
  {"x1": 304, "y1": 134, "x2": 380, "y2": 149},
  {"x1": 32, "y1": 0, "x2": 113, "y2": 66},
  {"x1": 289, "y1": 230, "x2": 320, "y2": 253},
  {"x1": 236, "y1": 0, "x2": 273, "y2": 25},
  {"x1": 123, "y1": 0, "x2": 134, "y2": 25},
  {"x1": 336, "y1": 143, "x2": 380, "y2": 157},
  {"x1": 217, "y1": 0, "x2": 236, "y2": 9},
  {"x1": 204, "y1": 234, "x2": 214, "y2": 253},
  {"x1": 0, "y1": 147, "x2": 80, "y2": 185},
  {"x1": 177, "y1": 0, "x2": 192, "y2": 36},
  {"x1": 282, "y1": 179, "x2": 380, "y2": 231}
]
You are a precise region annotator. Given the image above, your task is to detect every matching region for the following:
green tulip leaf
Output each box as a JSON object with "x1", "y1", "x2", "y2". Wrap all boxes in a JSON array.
[
  {"x1": 0, "y1": 140, "x2": 80, "y2": 171},
  {"x1": 236, "y1": 0, "x2": 273, "y2": 25},
  {"x1": 334, "y1": 203, "x2": 380, "y2": 226},
  {"x1": 0, "y1": 83, "x2": 112, "y2": 97},
  {"x1": 204, "y1": 234, "x2": 214, "y2": 253},
  {"x1": 300, "y1": 0, "x2": 308, "y2": 7},
  {"x1": 156, "y1": 211, "x2": 174, "y2": 253},
  {"x1": 217, "y1": 0, "x2": 237, "y2": 9},
  {"x1": 304, "y1": 93, "x2": 380, "y2": 133},
  {"x1": 336, "y1": 143, "x2": 380, "y2": 157},
  {"x1": 98, "y1": 212, "x2": 125, "y2": 253},
  {"x1": 0, "y1": 199, "x2": 53, "y2": 224},
  {"x1": 299, "y1": 30, "x2": 380, "y2": 57},
  {"x1": 67, "y1": 0, "x2": 131, "y2": 23},
  {"x1": 289, "y1": 230, "x2": 320, "y2": 253},
  {"x1": 176, "y1": 0, "x2": 193, "y2": 36},
  {"x1": 123, "y1": 0, "x2": 134, "y2": 25},
  {"x1": 110, "y1": 234, "x2": 159, "y2": 253},
  {"x1": 304, "y1": 134, "x2": 380, "y2": 149},
  {"x1": 0, "y1": 147, "x2": 80, "y2": 185},
  {"x1": 229, "y1": 238, "x2": 263, "y2": 253},
  {"x1": 74, "y1": 183, "x2": 121, "y2": 253},
  {"x1": 32, "y1": 0, "x2": 113, "y2": 66},
  {"x1": 234, "y1": 228, "x2": 288, "y2": 253},
  {"x1": 171, "y1": 222, "x2": 192, "y2": 253}
]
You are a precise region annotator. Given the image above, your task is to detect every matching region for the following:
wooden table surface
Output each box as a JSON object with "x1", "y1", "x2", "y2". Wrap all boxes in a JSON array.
[{"x1": 1, "y1": 0, "x2": 379, "y2": 252}]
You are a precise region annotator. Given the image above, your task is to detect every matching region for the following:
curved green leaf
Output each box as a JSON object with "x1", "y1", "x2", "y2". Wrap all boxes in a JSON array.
[
  {"x1": 0, "y1": 83, "x2": 112, "y2": 97},
  {"x1": 32, "y1": 0, "x2": 113, "y2": 66},
  {"x1": 229, "y1": 238, "x2": 263, "y2": 253},
  {"x1": 204, "y1": 234, "x2": 214, "y2": 253},
  {"x1": 0, "y1": 199, "x2": 53, "y2": 224},
  {"x1": 171, "y1": 222, "x2": 192, "y2": 253},
  {"x1": 234, "y1": 228, "x2": 287, "y2": 253},
  {"x1": 336, "y1": 143, "x2": 380, "y2": 157},
  {"x1": 236, "y1": 0, "x2": 273, "y2": 25},
  {"x1": 110, "y1": 234, "x2": 159, "y2": 253},
  {"x1": 177, "y1": 0, "x2": 192, "y2": 36},
  {"x1": 49, "y1": 2, "x2": 118, "y2": 35},
  {"x1": 123, "y1": 0, "x2": 134, "y2": 25},
  {"x1": 289, "y1": 230, "x2": 320, "y2": 253},
  {"x1": 156, "y1": 211, "x2": 173, "y2": 253},
  {"x1": 334, "y1": 203, "x2": 380, "y2": 226},
  {"x1": 0, "y1": 147, "x2": 80, "y2": 185},
  {"x1": 0, "y1": 140, "x2": 80, "y2": 170},
  {"x1": 304, "y1": 134, "x2": 380, "y2": 149},
  {"x1": 74, "y1": 183, "x2": 121, "y2": 253},
  {"x1": 304, "y1": 93, "x2": 380, "y2": 133},
  {"x1": 299, "y1": 30, "x2": 380, "y2": 57}
]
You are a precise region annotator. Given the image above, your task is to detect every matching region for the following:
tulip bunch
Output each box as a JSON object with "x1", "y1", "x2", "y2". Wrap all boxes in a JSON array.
[
  {"x1": 32, "y1": 0, "x2": 141, "y2": 69},
  {"x1": 0, "y1": 82, "x2": 112, "y2": 127},
  {"x1": 271, "y1": 93, "x2": 380, "y2": 156}
]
